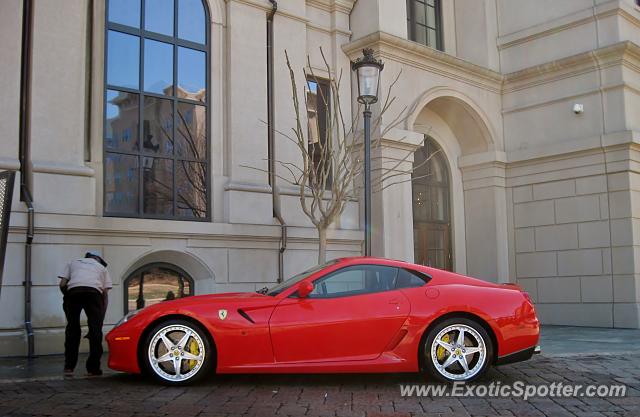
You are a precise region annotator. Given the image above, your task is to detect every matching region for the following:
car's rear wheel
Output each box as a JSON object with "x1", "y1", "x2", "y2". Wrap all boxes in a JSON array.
[
  {"x1": 422, "y1": 317, "x2": 493, "y2": 383},
  {"x1": 143, "y1": 319, "x2": 213, "y2": 385}
]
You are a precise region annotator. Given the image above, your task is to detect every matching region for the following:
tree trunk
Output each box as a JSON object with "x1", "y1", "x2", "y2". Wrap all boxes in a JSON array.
[{"x1": 317, "y1": 227, "x2": 327, "y2": 264}]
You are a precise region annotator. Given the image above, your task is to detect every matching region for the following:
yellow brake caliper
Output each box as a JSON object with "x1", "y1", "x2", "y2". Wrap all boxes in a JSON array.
[
  {"x1": 436, "y1": 333, "x2": 450, "y2": 361},
  {"x1": 187, "y1": 339, "x2": 199, "y2": 370}
]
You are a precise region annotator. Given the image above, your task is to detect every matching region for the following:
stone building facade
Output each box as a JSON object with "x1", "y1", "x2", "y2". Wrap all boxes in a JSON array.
[{"x1": 1, "y1": 0, "x2": 639, "y2": 355}]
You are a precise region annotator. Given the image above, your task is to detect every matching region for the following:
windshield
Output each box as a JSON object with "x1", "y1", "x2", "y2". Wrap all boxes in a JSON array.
[{"x1": 266, "y1": 260, "x2": 339, "y2": 296}]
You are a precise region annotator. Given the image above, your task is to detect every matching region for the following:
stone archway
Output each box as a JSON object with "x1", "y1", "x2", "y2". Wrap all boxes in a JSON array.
[
  {"x1": 409, "y1": 92, "x2": 509, "y2": 282},
  {"x1": 122, "y1": 249, "x2": 215, "y2": 294}
]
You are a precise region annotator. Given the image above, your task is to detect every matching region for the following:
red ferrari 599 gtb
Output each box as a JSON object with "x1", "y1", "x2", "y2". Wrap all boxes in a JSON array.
[{"x1": 107, "y1": 257, "x2": 540, "y2": 385}]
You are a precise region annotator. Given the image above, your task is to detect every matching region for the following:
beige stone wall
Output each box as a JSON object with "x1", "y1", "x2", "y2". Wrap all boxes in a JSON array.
[
  {"x1": 2, "y1": 0, "x2": 640, "y2": 356},
  {"x1": 0, "y1": 0, "x2": 363, "y2": 356}
]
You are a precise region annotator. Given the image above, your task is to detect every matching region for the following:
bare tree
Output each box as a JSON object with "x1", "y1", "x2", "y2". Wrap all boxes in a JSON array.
[{"x1": 245, "y1": 48, "x2": 437, "y2": 264}]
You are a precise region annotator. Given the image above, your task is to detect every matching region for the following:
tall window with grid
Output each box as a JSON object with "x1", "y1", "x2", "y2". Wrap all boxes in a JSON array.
[
  {"x1": 104, "y1": 0, "x2": 210, "y2": 220},
  {"x1": 406, "y1": 0, "x2": 443, "y2": 51}
]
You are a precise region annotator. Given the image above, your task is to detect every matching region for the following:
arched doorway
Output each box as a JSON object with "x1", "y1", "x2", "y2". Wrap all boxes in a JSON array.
[
  {"x1": 124, "y1": 263, "x2": 194, "y2": 313},
  {"x1": 412, "y1": 137, "x2": 452, "y2": 270}
]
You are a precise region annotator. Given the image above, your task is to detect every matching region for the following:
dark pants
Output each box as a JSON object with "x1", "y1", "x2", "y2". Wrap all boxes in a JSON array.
[{"x1": 63, "y1": 287, "x2": 105, "y2": 372}]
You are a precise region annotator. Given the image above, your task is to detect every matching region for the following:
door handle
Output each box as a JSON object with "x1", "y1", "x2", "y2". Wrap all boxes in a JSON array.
[{"x1": 388, "y1": 299, "x2": 400, "y2": 304}]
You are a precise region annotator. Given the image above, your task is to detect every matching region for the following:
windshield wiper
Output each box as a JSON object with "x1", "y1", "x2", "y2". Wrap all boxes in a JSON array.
[{"x1": 256, "y1": 287, "x2": 269, "y2": 295}]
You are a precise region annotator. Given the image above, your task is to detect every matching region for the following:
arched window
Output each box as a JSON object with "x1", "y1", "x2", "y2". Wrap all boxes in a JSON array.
[
  {"x1": 104, "y1": 0, "x2": 210, "y2": 220},
  {"x1": 406, "y1": 0, "x2": 443, "y2": 51},
  {"x1": 412, "y1": 137, "x2": 452, "y2": 270},
  {"x1": 124, "y1": 263, "x2": 194, "y2": 313}
]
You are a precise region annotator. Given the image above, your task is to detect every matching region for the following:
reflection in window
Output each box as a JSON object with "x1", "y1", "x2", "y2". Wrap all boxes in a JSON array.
[
  {"x1": 145, "y1": 0, "x2": 174, "y2": 36},
  {"x1": 144, "y1": 39, "x2": 174, "y2": 95},
  {"x1": 406, "y1": 0, "x2": 443, "y2": 51},
  {"x1": 178, "y1": 47, "x2": 206, "y2": 102},
  {"x1": 125, "y1": 264, "x2": 193, "y2": 313},
  {"x1": 105, "y1": 90, "x2": 139, "y2": 152},
  {"x1": 178, "y1": 0, "x2": 206, "y2": 43},
  {"x1": 306, "y1": 78, "x2": 332, "y2": 189},
  {"x1": 143, "y1": 157, "x2": 174, "y2": 215},
  {"x1": 105, "y1": 153, "x2": 139, "y2": 214},
  {"x1": 107, "y1": 31, "x2": 139, "y2": 89},
  {"x1": 105, "y1": 0, "x2": 209, "y2": 220},
  {"x1": 108, "y1": 0, "x2": 140, "y2": 28}
]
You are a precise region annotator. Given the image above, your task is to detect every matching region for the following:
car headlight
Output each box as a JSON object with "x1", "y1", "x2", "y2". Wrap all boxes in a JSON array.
[{"x1": 114, "y1": 310, "x2": 140, "y2": 328}]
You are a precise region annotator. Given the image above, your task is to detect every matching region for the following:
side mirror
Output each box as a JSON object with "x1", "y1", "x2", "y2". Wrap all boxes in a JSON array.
[{"x1": 297, "y1": 281, "x2": 314, "y2": 298}]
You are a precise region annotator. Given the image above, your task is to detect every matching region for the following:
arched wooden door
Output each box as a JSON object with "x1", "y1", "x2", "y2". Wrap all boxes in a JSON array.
[{"x1": 412, "y1": 137, "x2": 453, "y2": 271}]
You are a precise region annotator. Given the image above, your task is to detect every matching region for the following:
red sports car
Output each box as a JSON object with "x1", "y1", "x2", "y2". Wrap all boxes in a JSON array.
[{"x1": 107, "y1": 257, "x2": 540, "y2": 385}]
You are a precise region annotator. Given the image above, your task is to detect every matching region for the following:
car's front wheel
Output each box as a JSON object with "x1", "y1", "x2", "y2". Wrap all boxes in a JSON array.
[
  {"x1": 143, "y1": 319, "x2": 213, "y2": 385},
  {"x1": 422, "y1": 317, "x2": 493, "y2": 383}
]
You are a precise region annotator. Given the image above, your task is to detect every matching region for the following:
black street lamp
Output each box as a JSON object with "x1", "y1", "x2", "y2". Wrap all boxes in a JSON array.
[{"x1": 352, "y1": 48, "x2": 383, "y2": 257}]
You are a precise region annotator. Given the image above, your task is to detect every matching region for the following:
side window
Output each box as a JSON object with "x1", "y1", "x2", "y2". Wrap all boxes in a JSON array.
[
  {"x1": 309, "y1": 265, "x2": 398, "y2": 298},
  {"x1": 396, "y1": 268, "x2": 430, "y2": 289}
]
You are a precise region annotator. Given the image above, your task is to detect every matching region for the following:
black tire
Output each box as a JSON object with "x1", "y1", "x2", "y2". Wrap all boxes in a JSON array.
[
  {"x1": 141, "y1": 319, "x2": 214, "y2": 385},
  {"x1": 422, "y1": 317, "x2": 493, "y2": 383}
]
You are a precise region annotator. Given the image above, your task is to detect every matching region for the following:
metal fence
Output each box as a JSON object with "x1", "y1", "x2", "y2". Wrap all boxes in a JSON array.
[{"x1": 0, "y1": 171, "x2": 16, "y2": 297}]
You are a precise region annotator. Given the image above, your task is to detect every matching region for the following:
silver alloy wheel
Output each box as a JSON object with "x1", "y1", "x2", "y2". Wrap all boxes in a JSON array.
[
  {"x1": 430, "y1": 324, "x2": 486, "y2": 381},
  {"x1": 148, "y1": 324, "x2": 206, "y2": 382}
]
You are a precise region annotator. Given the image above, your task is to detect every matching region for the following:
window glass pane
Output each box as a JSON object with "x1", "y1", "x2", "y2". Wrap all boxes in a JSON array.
[
  {"x1": 414, "y1": 2, "x2": 426, "y2": 25},
  {"x1": 426, "y1": 5, "x2": 436, "y2": 27},
  {"x1": 145, "y1": 0, "x2": 174, "y2": 36},
  {"x1": 107, "y1": 31, "x2": 140, "y2": 89},
  {"x1": 415, "y1": 25, "x2": 427, "y2": 45},
  {"x1": 177, "y1": 47, "x2": 206, "y2": 102},
  {"x1": 427, "y1": 28, "x2": 438, "y2": 48},
  {"x1": 310, "y1": 265, "x2": 398, "y2": 298},
  {"x1": 178, "y1": 0, "x2": 205, "y2": 44},
  {"x1": 126, "y1": 266, "x2": 193, "y2": 312},
  {"x1": 176, "y1": 102, "x2": 206, "y2": 159},
  {"x1": 105, "y1": 90, "x2": 139, "y2": 152},
  {"x1": 105, "y1": 153, "x2": 139, "y2": 214},
  {"x1": 396, "y1": 268, "x2": 428, "y2": 289},
  {"x1": 127, "y1": 274, "x2": 142, "y2": 311},
  {"x1": 306, "y1": 80, "x2": 319, "y2": 145},
  {"x1": 143, "y1": 96, "x2": 174, "y2": 155},
  {"x1": 143, "y1": 157, "x2": 174, "y2": 215},
  {"x1": 108, "y1": 0, "x2": 141, "y2": 28},
  {"x1": 144, "y1": 39, "x2": 174, "y2": 95},
  {"x1": 177, "y1": 161, "x2": 207, "y2": 218},
  {"x1": 413, "y1": 186, "x2": 428, "y2": 222}
]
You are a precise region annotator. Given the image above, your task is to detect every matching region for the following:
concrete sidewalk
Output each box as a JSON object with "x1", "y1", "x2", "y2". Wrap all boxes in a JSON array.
[{"x1": 1, "y1": 325, "x2": 639, "y2": 382}]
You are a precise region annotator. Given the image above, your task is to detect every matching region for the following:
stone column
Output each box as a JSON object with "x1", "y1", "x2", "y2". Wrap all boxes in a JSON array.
[
  {"x1": 607, "y1": 148, "x2": 640, "y2": 328},
  {"x1": 370, "y1": 128, "x2": 423, "y2": 261},
  {"x1": 459, "y1": 153, "x2": 510, "y2": 283}
]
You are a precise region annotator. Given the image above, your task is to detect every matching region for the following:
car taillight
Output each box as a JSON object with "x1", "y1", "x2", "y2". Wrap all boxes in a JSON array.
[{"x1": 522, "y1": 291, "x2": 533, "y2": 304}]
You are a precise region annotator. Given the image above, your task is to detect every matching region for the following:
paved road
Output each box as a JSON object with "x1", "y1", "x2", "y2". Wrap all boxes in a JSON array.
[{"x1": 1, "y1": 353, "x2": 639, "y2": 417}]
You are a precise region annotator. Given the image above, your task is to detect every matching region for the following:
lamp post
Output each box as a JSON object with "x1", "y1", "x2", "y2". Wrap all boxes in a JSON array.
[{"x1": 352, "y1": 48, "x2": 383, "y2": 257}]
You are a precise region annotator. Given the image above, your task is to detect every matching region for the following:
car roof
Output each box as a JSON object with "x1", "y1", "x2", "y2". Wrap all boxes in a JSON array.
[{"x1": 335, "y1": 256, "x2": 415, "y2": 268}]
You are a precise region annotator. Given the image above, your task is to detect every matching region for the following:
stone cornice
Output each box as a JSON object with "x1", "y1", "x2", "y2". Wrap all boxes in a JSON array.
[
  {"x1": 504, "y1": 41, "x2": 640, "y2": 92},
  {"x1": 306, "y1": 0, "x2": 356, "y2": 14},
  {"x1": 342, "y1": 32, "x2": 504, "y2": 93},
  {"x1": 7, "y1": 212, "x2": 363, "y2": 244},
  {"x1": 497, "y1": 0, "x2": 640, "y2": 51}
]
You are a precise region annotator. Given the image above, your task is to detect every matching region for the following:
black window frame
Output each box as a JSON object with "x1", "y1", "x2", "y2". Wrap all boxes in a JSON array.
[
  {"x1": 406, "y1": 0, "x2": 443, "y2": 51},
  {"x1": 305, "y1": 76, "x2": 333, "y2": 190},
  {"x1": 103, "y1": 0, "x2": 211, "y2": 221},
  {"x1": 123, "y1": 262, "x2": 195, "y2": 314}
]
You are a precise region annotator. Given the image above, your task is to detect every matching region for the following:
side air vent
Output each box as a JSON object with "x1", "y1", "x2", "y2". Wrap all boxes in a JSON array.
[{"x1": 237, "y1": 309, "x2": 255, "y2": 324}]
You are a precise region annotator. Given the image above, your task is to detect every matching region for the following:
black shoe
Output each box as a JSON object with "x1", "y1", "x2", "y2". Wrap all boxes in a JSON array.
[
  {"x1": 86, "y1": 369, "x2": 103, "y2": 377},
  {"x1": 63, "y1": 368, "x2": 74, "y2": 376}
]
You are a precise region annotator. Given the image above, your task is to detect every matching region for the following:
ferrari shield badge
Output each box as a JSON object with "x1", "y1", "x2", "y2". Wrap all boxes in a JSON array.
[{"x1": 218, "y1": 309, "x2": 228, "y2": 320}]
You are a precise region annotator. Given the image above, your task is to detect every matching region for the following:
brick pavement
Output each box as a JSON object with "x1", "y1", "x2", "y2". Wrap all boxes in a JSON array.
[{"x1": 1, "y1": 354, "x2": 639, "y2": 417}]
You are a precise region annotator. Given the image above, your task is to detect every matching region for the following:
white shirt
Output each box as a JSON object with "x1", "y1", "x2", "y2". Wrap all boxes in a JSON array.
[{"x1": 58, "y1": 258, "x2": 113, "y2": 293}]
